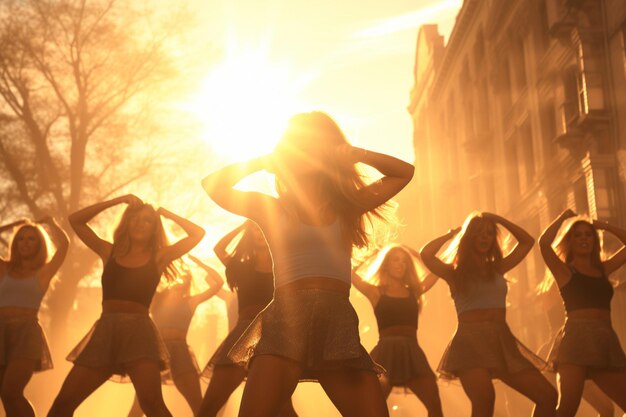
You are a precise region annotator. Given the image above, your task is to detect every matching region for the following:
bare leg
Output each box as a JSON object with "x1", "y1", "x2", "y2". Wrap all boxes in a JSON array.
[
  {"x1": 196, "y1": 365, "x2": 246, "y2": 417},
  {"x1": 277, "y1": 398, "x2": 299, "y2": 417},
  {"x1": 581, "y1": 380, "x2": 615, "y2": 417},
  {"x1": 499, "y1": 369, "x2": 557, "y2": 417},
  {"x1": 127, "y1": 395, "x2": 144, "y2": 417},
  {"x1": 0, "y1": 359, "x2": 37, "y2": 417},
  {"x1": 171, "y1": 371, "x2": 202, "y2": 415},
  {"x1": 459, "y1": 368, "x2": 496, "y2": 417},
  {"x1": 126, "y1": 360, "x2": 172, "y2": 417},
  {"x1": 47, "y1": 365, "x2": 111, "y2": 417},
  {"x1": 555, "y1": 364, "x2": 586, "y2": 417},
  {"x1": 378, "y1": 375, "x2": 392, "y2": 400},
  {"x1": 405, "y1": 374, "x2": 444, "y2": 417},
  {"x1": 590, "y1": 369, "x2": 626, "y2": 411},
  {"x1": 317, "y1": 368, "x2": 389, "y2": 417},
  {"x1": 237, "y1": 355, "x2": 301, "y2": 417}
]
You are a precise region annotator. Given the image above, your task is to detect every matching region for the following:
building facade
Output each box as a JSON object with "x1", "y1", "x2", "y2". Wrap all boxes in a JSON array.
[{"x1": 401, "y1": 0, "x2": 626, "y2": 382}]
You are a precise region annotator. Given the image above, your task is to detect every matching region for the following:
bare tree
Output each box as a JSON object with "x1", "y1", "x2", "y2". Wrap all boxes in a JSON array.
[{"x1": 0, "y1": 0, "x2": 205, "y2": 347}]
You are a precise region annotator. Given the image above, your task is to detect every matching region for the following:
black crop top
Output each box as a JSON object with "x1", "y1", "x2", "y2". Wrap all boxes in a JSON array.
[
  {"x1": 374, "y1": 291, "x2": 419, "y2": 332},
  {"x1": 102, "y1": 257, "x2": 160, "y2": 308},
  {"x1": 226, "y1": 260, "x2": 274, "y2": 313},
  {"x1": 559, "y1": 268, "x2": 613, "y2": 312}
]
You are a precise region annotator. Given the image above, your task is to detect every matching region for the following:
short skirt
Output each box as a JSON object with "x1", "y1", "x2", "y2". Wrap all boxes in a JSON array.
[
  {"x1": 227, "y1": 288, "x2": 384, "y2": 381},
  {"x1": 547, "y1": 318, "x2": 626, "y2": 373},
  {"x1": 201, "y1": 318, "x2": 253, "y2": 379},
  {"x1": 370, "y1": 335, "x2": 434, "y2": 386},
  {"x1": 438, "y1": 320, "x2": 546, "y2": 380},
  {"x1": 161, "y1": 338, "x2": 200, "y2": 384},
  {"x1": 0, "y1": 315, "x2": 53, "y2": 372},
  {"x1": 67, "y1": 312, "x2": 170, "y2": 383}
]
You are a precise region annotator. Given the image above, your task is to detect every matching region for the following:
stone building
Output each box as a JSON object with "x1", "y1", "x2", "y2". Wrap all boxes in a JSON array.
[{"x1": 399, "y1": 1, "x2": 626, "y2": 412}]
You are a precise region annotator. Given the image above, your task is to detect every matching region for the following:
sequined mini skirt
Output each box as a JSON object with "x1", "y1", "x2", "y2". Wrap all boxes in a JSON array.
[
  {"x1": 161, "y1": 338, "x2": 200, "y2": 383},
  {"x1": 67, "y1": 312, "x2": 170, "y2": 383},
  {"x1": 547, "y1": 318, "x2": 626, "y2": 373},
  {"x1": 0, "y1": 315, "x2": 53, "y2": 372},
  {"x1": 227, "y1": 288, "x2": 384, "y2": 381},
  {"x1": 201, "y1": 318, "x2": 253, "y2": 380},
  {"x1": 438, "y1": 320, "x2": 546, "y2": 380},
  {"x1": 370, "y1": 335, "x2": 434, "y2": 386}
]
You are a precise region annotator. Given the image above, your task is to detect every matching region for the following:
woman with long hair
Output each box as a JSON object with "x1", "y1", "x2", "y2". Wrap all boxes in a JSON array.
[
  {"x1": 420, "y1": 212, "x2": 556, "y2": 417},
  {"x1": 202, "y1": 111, "x2": 414, "y2": 417},
  {"x1": 0, "y1": 216, "x2": 68, "y2": 416},
  {"x1": 48, "y1": 194, "x2": 205, "y2": 417},
  {"x1": 352, "y1": 245, "x2": 443, "y2": 416},
  {"x1": 126, "y1": 254, "x2": 224, "y2": 417},
  {"x1": 539, "y1": 209, "x2": 626, "y2": 416},
  {"x1": 535, "y1": 275, "x2": 616, "y2": 417},
  {"x1": 197, "y1": 220, "x2": 298, "y2": 417}
]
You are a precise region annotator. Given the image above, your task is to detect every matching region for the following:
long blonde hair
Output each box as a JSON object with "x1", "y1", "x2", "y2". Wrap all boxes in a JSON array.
[
  {"x1": 111, "y1": 203, "x2": 178, "y2": 282},
  {"x1": 8, "y1": 223, "x2": 49, "y2": 271},
  {"x1": 442, "y1": 212, "x2": 503, "y2": 293},
  {"x1": 553, "y1": 218, "x2": 604, "y2": 275},
  {"x1": 273, "y1": 111, "x2": 390, "y2": 249}
]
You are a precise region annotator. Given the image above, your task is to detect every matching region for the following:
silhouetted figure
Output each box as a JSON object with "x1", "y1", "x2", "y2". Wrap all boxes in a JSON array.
[
  {"x1": 126, "y1": 254, "x2": 223, "y2": 417},
  {"x1": 539, "y1": 210, "x2": 626, "y2": 416},
  {"x1": 352, "y1": 245, "x2": 443, "y2": 416},
  {"x1": 0, "y1": 217, "x2": 68, "y2": 417},
  {"x1": 202, "y1": 111, "x2": 414, "y2": 417},
  {"x1": 197, "y1": 221, "x2": 298, "y2": 417},
  {"x1": 421, "y1": 212, "x2": 557, "y2": 417},
  {"x1": 48, "y1": 194, "x2": 204, "y2": 417}
]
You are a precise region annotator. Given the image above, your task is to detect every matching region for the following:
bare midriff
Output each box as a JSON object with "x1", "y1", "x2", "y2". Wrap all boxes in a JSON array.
[
  {"x1": 159, "y1": 328, "x2": 187, "y2": 340},
  {"x1": 567, "y1": 308, "x2": 611, "y2": 321},
  {"x1": 102, "y1": 299, "x2": 149, "y2": 315},
  {"x1": 275, "y1": 276, "x2": 350, "y2": 297},
  {"x1": 458, "y1": 308, "x2": 506, "y2": 322},
  {"x1": 379, "y1": 325, "x2": 417, "y2": 338},
  {"x1": 0, "y1": 306, "x2": 38, "y2": 317}
]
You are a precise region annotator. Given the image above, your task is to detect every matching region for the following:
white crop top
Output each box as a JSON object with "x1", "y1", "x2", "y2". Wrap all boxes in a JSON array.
[{"x1": 259, "y1": 212, "x2": 352, "y2": 287}]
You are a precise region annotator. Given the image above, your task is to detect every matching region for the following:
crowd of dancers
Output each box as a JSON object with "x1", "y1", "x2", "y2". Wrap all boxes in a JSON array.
[{"x1": 0, "y1": 111, "x2": 625, "y2": 417}]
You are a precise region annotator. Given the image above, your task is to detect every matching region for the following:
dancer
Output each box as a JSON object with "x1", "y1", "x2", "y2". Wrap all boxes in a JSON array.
[
  {"x1": 48, "y1": 194, "x2": 205, "y2": 417},
  {"x1": 202, "y1": 111, "x2": 414, "y2": 417},
  {"x1": 539, "y1": 210, "x2": 626, "y2": 416},
  {"x1": 352, "y1": 245, "x2": 443, "y2": 416},
  {"x1": 420, "y1": 212, "x2": 557, "y2": 417},
  {"x1": 536, "y1": 276, "x2": 616, "y2": 417},
  {"x1": 197, "y1": 221, "x2": 298, "y2": 417},
  {"x1": 126, "y1": 254, "x2": 224, "y2": 417},
  {"x1": 0, "y1": 217, "x2": 68, "y2": 416}
]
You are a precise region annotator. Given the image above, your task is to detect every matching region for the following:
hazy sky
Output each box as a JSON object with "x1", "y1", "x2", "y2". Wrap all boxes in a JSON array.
[{"x1": 184, "y1": 0, "x2": 462, "y2": 163}]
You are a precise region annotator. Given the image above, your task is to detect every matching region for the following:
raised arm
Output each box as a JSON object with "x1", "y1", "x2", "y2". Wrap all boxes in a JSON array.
[
  {"x1": 483, "y1": 213, "x2": 535, "y2": 274},
  {"x1": 187, "y1": 254, "x2": 225, "y2": 308},
  {"x1": 419, "y1": 273, "x2": 440, "y2": 294},
  {"x1": 0, "y1": 219, "x2": 27, "y2": 263},
  {"x1": 341, "y1": 146, "x2": 414, "y2": 213},
  {"x1": 593, "y1": 220, "x2": 626, "y2": 275},
  {"x1": 156, "y1": 208, "x2": 205, "y2": 267},
  {"x1": 214, "y1": 222, "x2": 248, "y2": 266},
  {"x1": 37, "y1": 216, "x2": 70, "y2": 286},
  {"x1": 0, "y1": 219, "x2": 27, "y2": 235},
  {"x1": 68, "y1": 194, "x2": 142, "y2": 259},
  {"x1": 201, "y1": 156, "x2": 280, "y2": 222},
  {"x1": 351, "y1": 265, "x2": 380, "y2": 306},
  {"x1": 420, "y1": 228, "x2": 459, "y2": 281},
  {"x1": 539, "y1": 209, "x2": 576, "y2": 287}
]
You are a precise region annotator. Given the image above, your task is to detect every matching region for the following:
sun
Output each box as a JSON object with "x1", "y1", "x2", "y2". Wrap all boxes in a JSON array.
[{"x1": 186, "y1": 50, "x2": 306, "y2": 160}]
